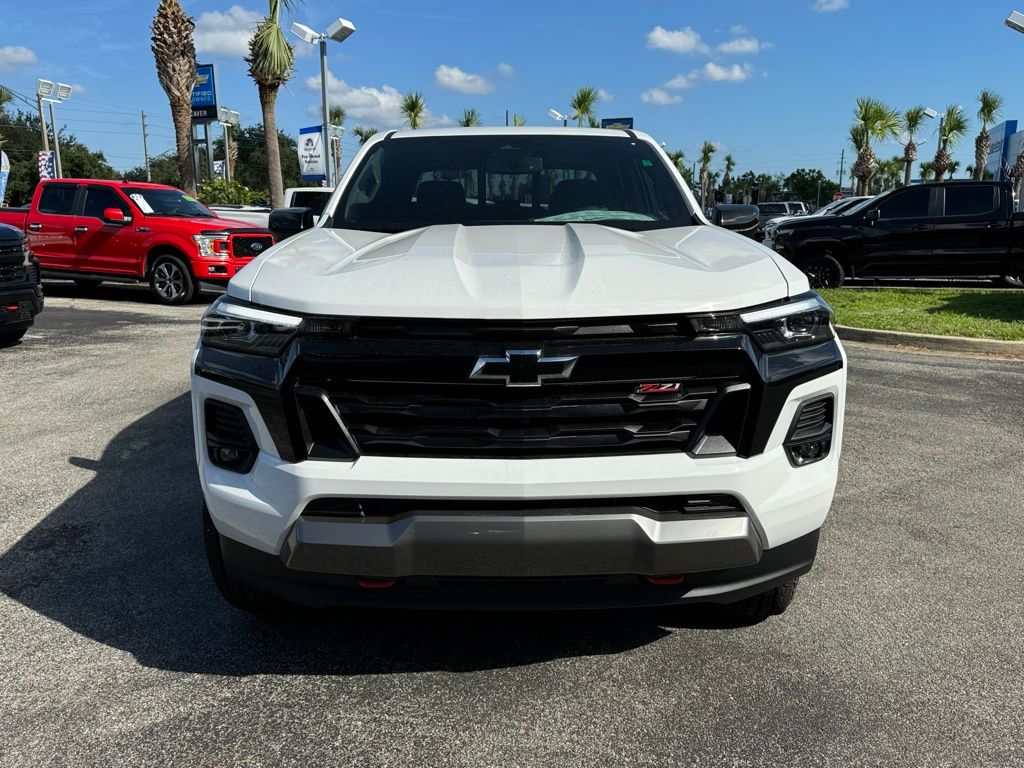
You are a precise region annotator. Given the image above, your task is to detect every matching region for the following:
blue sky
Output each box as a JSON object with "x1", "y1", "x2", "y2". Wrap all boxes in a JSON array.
[{"x1": 3, "y1": 0, "x2": 1024, "y2": 181}]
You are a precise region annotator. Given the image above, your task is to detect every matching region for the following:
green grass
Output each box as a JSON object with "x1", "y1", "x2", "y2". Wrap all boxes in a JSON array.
[{"x1": 818, "y1": 288, "x2": 1024, "y2": 341}]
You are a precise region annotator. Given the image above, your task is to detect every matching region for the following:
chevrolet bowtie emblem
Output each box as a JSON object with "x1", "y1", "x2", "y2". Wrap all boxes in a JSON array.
[{"x1": 469, "y1": 349, "x2": 579, "y2": 387}]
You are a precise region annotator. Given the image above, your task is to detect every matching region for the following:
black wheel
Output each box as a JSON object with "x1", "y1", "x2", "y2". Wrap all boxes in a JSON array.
[
  {"x1": 202, "y1": 504, "x2": 292, "y2": 616},
  {"x1": 802, "y1": 254, "x2": 845, "y2": 288},
  {"x1": 0, "y1": 327, "x2": 27, "y2": 346},
  {"x1": 149, "y1": 254, "x2": 196, "y2": 305},
  {"x1": 73, "y1": 278, "x2": 103, "y2": 290},
  {"x1": 722, "y1": 579, "x2": 799, "y2": 624}
]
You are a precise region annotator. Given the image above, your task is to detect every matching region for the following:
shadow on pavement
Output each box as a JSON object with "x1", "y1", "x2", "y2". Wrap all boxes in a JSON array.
[
  {"x1": 41, "y1": 280, "x2": 220, "y2": 306},
  {"x1": 0, "y1": 393, "x2": 736, "y2": 676}
]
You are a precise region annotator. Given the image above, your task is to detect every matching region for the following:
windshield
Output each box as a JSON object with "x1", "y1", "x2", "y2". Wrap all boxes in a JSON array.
[
  {"x1": 331, "y1": 134, "x2": 695, "y2": 233},
  {"x1": 123, "y1": 187, "x2": 214, "y2": 218},
  {"x1": 841, "y1": 196, "x2": 874, "y2": 216}
]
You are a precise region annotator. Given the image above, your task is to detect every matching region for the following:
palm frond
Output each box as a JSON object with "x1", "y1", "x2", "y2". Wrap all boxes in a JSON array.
[
  {"x1": 977, "y1": 89, "x2": 1003, "y2": 127},
  {"x1": 569, "y1": 86, "x2": 599, "y2": 127},
  {"x1": 457, "y1": 108, "x2": 481, "y2": 127}
]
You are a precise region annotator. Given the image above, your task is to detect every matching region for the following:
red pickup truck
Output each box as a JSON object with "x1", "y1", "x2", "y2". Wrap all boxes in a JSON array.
[{"x1": 0, "y1": 179, "x2": 275, "y2": 304}]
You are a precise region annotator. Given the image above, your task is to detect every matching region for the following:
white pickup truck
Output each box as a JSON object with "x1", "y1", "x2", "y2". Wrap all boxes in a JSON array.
[
  {"x1": 208, "y1": 187, "x2": 333, "y2": 229},
  {"x1": 193, "y1": 127, "x2": 846, "y2": 621}
]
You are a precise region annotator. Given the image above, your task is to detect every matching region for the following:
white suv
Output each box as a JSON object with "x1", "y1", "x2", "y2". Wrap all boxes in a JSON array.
[{"x1": 192, "y1": 128, "x2": 846, "y2": 621}]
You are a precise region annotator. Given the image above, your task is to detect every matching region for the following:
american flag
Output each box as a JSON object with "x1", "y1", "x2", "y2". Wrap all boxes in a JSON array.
[{"x1": 38, "y1": 151, "x2": 55, "y2": 181}]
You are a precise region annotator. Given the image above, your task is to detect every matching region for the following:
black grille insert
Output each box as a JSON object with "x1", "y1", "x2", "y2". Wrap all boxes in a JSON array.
[
  {"x1": 230, "y1": 234, "x2": 274, "y2": 259},
  {"x1": 0, "y1": 263, "x2": 27, "y2": 284}
]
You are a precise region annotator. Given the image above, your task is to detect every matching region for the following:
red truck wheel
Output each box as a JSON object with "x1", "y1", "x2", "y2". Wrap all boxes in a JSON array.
[{"x1": 149, "y1": 255, "x2": 196, "y2": 305}]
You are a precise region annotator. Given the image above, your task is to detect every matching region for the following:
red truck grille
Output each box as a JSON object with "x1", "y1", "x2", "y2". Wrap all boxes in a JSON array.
[{"x1": 229, "y1": 234, "x2": 274, "y2": 259}]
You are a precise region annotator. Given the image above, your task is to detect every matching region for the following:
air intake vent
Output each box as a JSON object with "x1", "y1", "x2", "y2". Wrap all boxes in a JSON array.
[
  {"x1": 205, "y1": 400, "x2": 258, "y2": 473},
  {"x1": 784, "y1": 395, "x2": 834, "y2": 466}
]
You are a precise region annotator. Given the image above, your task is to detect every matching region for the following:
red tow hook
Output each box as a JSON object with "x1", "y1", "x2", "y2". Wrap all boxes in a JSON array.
[
  {"x1": 357, "y1": 577, "x2": 397, "y2": 590},
  {"x1": 645, "y1": 574, "x2": 685, "y2": 586}
]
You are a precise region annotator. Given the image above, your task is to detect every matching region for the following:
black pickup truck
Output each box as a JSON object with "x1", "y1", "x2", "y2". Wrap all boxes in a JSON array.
[
  {"x1": 0, "y1": 223, "x2": 44, "y2": 346},
  {"x1": 769, "y1": 181, "x2": 1024, "y2": 287}
]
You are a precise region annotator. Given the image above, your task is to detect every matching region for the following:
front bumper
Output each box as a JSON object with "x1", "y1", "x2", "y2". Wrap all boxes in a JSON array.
[{"x1": 0, "y1": 284, "x2": 43, "y2": 329}]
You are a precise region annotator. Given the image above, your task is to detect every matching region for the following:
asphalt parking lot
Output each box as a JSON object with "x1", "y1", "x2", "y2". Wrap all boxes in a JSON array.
[{"x1": 1, "y1": 284, "x2": 1022, "y2": 767}]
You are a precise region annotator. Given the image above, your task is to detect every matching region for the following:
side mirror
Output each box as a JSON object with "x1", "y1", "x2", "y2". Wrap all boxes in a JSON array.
[
  {"x1": 269, "y1": 206, "x2": 314, "y2": 241},
  {"x1": 712, "y1": 204, "x2": 760, "y2": 234},
  {"x1": 103, "y1": 208, "x2": 131, "y2": 225},
  {"x1": 864, "y1": 208, "x2": 880, "y2": 223}
]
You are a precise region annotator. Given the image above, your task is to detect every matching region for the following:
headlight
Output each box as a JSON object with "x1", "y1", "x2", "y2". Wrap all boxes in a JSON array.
[
  {"x1": 200, "y1": 297, "x2": 302, "y2": 356},
  {"x1": 774, "y1": 227, "x2": 795, "y2": 238},
  {"x1": 193, "y1": 232, "x2": 231, "y2": 257},
  {"x1": 692, "y1": 293, "x2": 835, "y2": 351}
]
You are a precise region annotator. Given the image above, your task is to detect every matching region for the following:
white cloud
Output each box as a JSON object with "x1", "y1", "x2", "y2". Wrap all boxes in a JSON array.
[
  {"x1": 641, "y1": 88, "x2": 681, "y2": 106},
  {"x1": 434, "y1": 64, "x2": 493, "y2": 94},
  {"x1": 730, "y1": 25, "x2": 749, "y2": 35},
  {"x1": 0, "y1": 45, "x2": 37, "y2": 72},
  {"x1": 813, "y1": 0, "x2": 849, "y2": 11},
  {"x1": 646, "y1": 26, "x2": 709, "y2": 55},
  {"x1": 308, "y1": 71, "x2": 450, "y2": 128},
  {"x1": 70, "y1": 83, "x2": 87, "y2": 94},
  {"x1": 498, "y1": 62, "x2": 515, "y2": 77},
  {"x1": 597, "y1": 88, "x2": 614, "y2": 102},
  {"x1": 194, "y1": 5, "x2": 259, "y2": 57},
  {"x1": 717, "y1": 36, "x2": 762, "y2": 54},
  {"x1": 701, "y1": 62, "x2": 753, "y2": 82},
  {"x1": 664, "y1": 73, "x2": 696, "y2": 89}
]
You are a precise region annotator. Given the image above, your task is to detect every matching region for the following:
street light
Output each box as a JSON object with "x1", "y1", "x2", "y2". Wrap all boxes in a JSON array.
[
  {"x1": 36, "y1": 79, "x2": 72, "y2": 178},
  {"x1": 547, "y1": 108, "x2": 577, "y2": 127},
  {"x1": 290, "y1": 17, "x2": 356, "y2": 187},
  {"x1": 1006, "y1": 10, "x2": 1024, "y2": 33}
]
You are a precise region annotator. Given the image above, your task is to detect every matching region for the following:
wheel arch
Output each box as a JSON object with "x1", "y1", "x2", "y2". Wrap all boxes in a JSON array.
[
  {"x1": 794, "y1": 240, "x2": 850, "y2": 274},
  {"x1": 145, "y1": 244, "x2": 191, "y2": 277}
]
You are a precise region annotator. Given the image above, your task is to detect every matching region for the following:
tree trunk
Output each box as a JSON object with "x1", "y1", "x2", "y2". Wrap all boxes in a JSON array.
[
  {"x1": 258, "y1": 82, "x2": 284, "y2": 208},
  {"x1": 172, "y1": 95, "x2": 196, "y2": 195},
  {"x1": 974, "y1": 129, "x2": 989, "y2": 181},
  {"x1": 903, "y1": 143, "x2": 916, "y2": 187}
]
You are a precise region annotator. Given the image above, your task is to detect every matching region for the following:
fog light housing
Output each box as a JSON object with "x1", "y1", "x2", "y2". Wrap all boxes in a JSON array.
[
  {"x1": 205, "y1": 399, "x2": 258, "y2": 473},
  {"x1": 784, "y1": 395, "x2": 834, "y2": 467}
]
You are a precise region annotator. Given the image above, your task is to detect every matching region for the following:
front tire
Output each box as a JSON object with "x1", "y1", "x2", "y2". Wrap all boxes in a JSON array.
[
  {"x1": 149, "y1": 254, "x2": 196, "y2": 305},
  {"x1": 202, "y1": 504, "x2": 292, "y2": 616},
  {"x1": 722, "y1": 579, "x2": 799, "y2": 623},
  {"x1": 802, "y1": 254, "x2": 845, "y2": 288}
]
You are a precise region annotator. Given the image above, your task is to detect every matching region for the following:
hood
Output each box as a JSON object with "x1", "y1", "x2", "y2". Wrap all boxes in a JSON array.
[
  {"x1": 232, "y1": 223, "x2": 800, "y2": 319},
  {"x1": 157, "y1": 215, "x2": 266, "y2": 231}
]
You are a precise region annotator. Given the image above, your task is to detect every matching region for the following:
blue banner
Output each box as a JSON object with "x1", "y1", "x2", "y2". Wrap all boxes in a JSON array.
[
  {"x1": 191, "y1": 64, "x2": 218, "y2": 122},
  {"x1": 0, "y1": 151, "x2": 9, "y2": 205},
  {"x1": 298, "y1": 125, "x2": 326, "y2": 182}
]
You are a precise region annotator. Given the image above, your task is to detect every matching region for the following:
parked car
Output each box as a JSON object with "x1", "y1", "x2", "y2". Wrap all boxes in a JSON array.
[
  {"x1": 0, "y1": 224, "x2": 43, "y2": 345},
  {"x1": 0, "y1": 179, "x2": 274, "y2": 304},
  {"x1": 770, "y1": 181, "x2": 1024, "y2": 287},
  {"x1": 755, "y1": 201, "x2": 809, "y2": 232},
  {"x1": 208, "y1": 187, "x2": 334, "y2": 231},
  {"x1": 764, "y1": 196, "x2": 872, "y2": 243},
  {"x1": 195, "y1": 127, "x2": 847, "y2": 620}
]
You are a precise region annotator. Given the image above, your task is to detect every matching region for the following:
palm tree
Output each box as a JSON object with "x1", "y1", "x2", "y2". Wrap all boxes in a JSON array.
[
  {"x1": 512, "y1": 113, "x2": 526, "y2": 126},
  {"x1": 698, "y1": 141, "x2": 716, "y2": 210},
  {"x1": 150, "y1": 0, "x2": 198, "y2": 195},
  {"x1": 352, "y1": 125, "x2": 378, "y2": 145},
  {"x1": 900, "y1": 106, "x2": 928, "y2": 188},
  {"x1": 457, "y1": 108, "x2": 481, "y2": 127},
  {"x1": 919, "y1": 161, "x2": 936, "y2": 182},
  {"x1": 329, "y1": 105, "x2": 345, "y2": 182},
  {"x1": 850, "y1": 97, "x2": 900, "y2": 196},
  {"x1": 569, "y1": 86, "x2": 599, "y2": 127},
  {"x1": 666, "y1": 149, "x2": 685, "y2": 174},
  {"x1": 946, "y1": 160, "x2": 961, "y2": 180},
  {"x1": 587, "y1": 115, "x2": 600, "y2": 128},
  {"x1": 1012, "y1": 149, "x2": 1024, "y2": 205},
  {"x1": 973, "y1": 89, "x2": 1003, "y2": 180},
  {"x1": 932, "y1": 105, "x2": 969, "y2": 182},
  {"x1": 401, "y1": 91, "x2": 426, "y2": 129},
  {"x1": 247, "y1": 0, "x2": 296, "y2": 207},
  {"x1": 722, "y1": 154, "x2": 736, "y2": 197}
]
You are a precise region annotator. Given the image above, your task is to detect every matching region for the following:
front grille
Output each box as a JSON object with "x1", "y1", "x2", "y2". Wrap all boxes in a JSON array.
[
  {"x1": 230, "y1": 234, "x2": 274, "y2": 259},
  {"x1": 292, "y1": 325, "x2": 755, "y2": 459},
  {"x1": 302, "y1": 494, "x2": 746, "y2": 521},
  {"x1": 0, "y1": 263, "x2": 27, "y2": 284}
]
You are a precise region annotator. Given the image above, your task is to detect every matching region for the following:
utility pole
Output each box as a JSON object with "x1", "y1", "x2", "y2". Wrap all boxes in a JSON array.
[
  {"x1": 36, "y1": 94, "x2": 49, "y2": 152},
  {"x1": 48, "y1": 101, "x2": 62, "y2": 177},
  {"x1": 141, "y1": 111, "x2": 151, "y2": 182},
  {"x1": 837, "y1": 147, "x2": 845, "y2": 190}
]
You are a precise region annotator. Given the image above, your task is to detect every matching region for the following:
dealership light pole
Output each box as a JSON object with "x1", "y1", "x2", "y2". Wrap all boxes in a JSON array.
[
  {"x1": 1006, "y1": 10, "x2": 1024, "y2": 33},
  {"x1": 291, "y1": 18, "x2": 356, "y2": 187},
  {"x1": 217, "y1": 107, "x2": 240, "y2": 181},
  {"x1": 36, "y1": 80, "x2": 72, "y2": 178},
  {"x1": 547, "y1": 108, "x2": 576, "y2": 128}
]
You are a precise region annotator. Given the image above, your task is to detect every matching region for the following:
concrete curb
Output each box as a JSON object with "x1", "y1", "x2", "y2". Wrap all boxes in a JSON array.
[{"x1": 836, "y1": 325, "x2": 1024, "y2": 359}]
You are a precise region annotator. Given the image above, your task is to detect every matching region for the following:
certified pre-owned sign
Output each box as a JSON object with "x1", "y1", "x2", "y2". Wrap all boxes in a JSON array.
[{"x1": 191, "y1": 64, "x2": 218, "y2": 123}]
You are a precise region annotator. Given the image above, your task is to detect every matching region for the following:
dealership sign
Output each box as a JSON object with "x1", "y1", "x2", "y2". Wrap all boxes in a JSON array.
[
  {"x1": 0, "y1": 151, "x2": 9, "y2": 204},
  {"x1": 191, "y1": 64, "x2": 219, "y2": 123},
  {"x1": 297, "y1": 125, "x2": 326, "y2": 182},
  {"x1": 601, "y1": 117, "x2": 634, "y2": 130}
]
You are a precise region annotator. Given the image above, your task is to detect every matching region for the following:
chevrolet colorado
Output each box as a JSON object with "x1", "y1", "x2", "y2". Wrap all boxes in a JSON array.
[
  {"x1": 193, "y1": 128, "x2": 847, "y2": 620},
  {"x1": 0, "y1": 223, "x2": 43, "y2": 345},
  {"x1": 0, "y1": 179, "x2": 274, "y2": 304}
]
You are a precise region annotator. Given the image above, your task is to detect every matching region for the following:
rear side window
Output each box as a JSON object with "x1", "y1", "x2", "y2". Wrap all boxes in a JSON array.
[
  {"x1": 38, "y1": 184, "x2": 77, "y2": 215},
  {"x1": 760, "y1": 203, "x2": 786, "y2": 215},
  {"x1": 877, "y1": 187, "x2": 930, "y2": 219},
  {"x1": 943, "y1": 185, "x2": 997, "y2": 218},
  {"x1": 82, "y1": 187, "x2": 130, "y2": 220}
]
